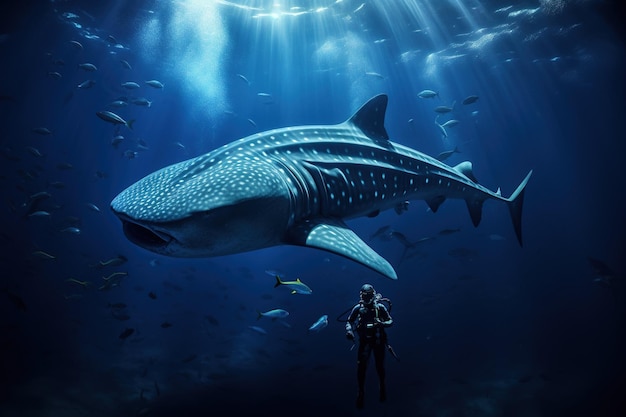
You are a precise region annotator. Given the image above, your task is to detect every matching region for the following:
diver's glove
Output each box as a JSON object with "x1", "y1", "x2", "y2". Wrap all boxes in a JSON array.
[{"x1": 346, "y1": 330, "x2": 354, "y2": 341}]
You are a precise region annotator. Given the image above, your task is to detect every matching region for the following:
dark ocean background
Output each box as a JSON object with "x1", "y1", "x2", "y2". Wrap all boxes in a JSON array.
[{"x1": 1, "y1": 1, "x2": 625, "y2": 416}]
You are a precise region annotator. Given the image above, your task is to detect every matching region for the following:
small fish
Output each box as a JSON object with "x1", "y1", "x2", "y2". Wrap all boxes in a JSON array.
[
  {"x1": 257, "y1": 92, "x2": 272, "y2": 98},
  {"x1": 308, "y1": 314, "x2": 328, "y2": 332},
  {"x1": 86, "y1": 203, "x2": 101, "y2": 212},
  {"x1": 462, "y1": 95, "x2": 479, "y2": 105},
  {"x1": 124, "y1": 150, "x2": 138, "y2": 159},
  {"x1": 131, "y1": 98, "x2": 152, "y2": 107},
  {"x1": 418, "y1": 89, "x2": 438, "y2": 99},
  {"x1": 257, "y1": 309, "x2": 289, "y2": 320},
  {"x1": 28, "y1": 210, "x2": 51, "y2": 217},
  {"x1": 121, "y1": 81, "x2": 140, "y2": 89},
  {"x1": 103, "y1": 271, "x2": 128, "y2": 281},
  {"x1": 96, "y1": 111, "x2": 135, "y2": 129},
  {"x1": 60, "y1": 226, "x2": 81, "y2": 234},
  {"x1": 249, "y1": 325, "x2": 267, "y2": 335},
  {"x1": 32, "y1": 250, "x2": 55, "y2": 259},
  {"x1": 434, "y1": 104, "x2": 454, "y2": 114},
  {"x1": 247, "y1": 118, "x2": 257, "y2": 127},
  {"x1": 120, "y1": 59, "x2": 132, "y2": 69},
  {"x1": 109, "y1": 100, "x2": 128, "y2": 108},
  {"x1": 25, "y1": 146, "x2": 44, "y2": 157},
  {"x1": 438, "y1": 228, "x2": 461, "y2": 235},
  {"x1": 389, "y1": 230, "x2": 414, "y2": 248},
  {"x1": 436, "y1": 145, "x2": 461, "y2": 161},
  {"x1": 236, "y1": 73, "x2": 250, "y2": 85},
  {"x1": 111, "y1": 136, "x2": 124, "y2": 147},
  {"x1": 29, "y1": 191, "x2": 51, "y2": 201},
  {"x1": 136, "y1": 139, "x2": 150, "y2": 151},
  {"x1": 148, "y1": 291, "x2": 157, "y2": 299},
  {"x1": 371, "y1": 225, "x2": 394, "y2": 240},
  {"x1": 77, "y1": 79, "x2": 95, "y2": 89},
  {"x1": 441, "y1": 119, "x2": 460, "y2": 128},
  {"x1": 265, "y1": 269, "x2": 285, "y2": 278},
  {"x1": 97, "y1": 256, "x2": 127, "y2": 269},
  {"x1": 434, "y1": 117, "x2": 448, "y2": 138},
  {"x1": 63, "y1": 294, "x2": 83, "y2": 300},
  {"x1": 47, "y1": 71, "x2": 62, "y2": 79},
  {"x1": 119, "y1": 328, "x2": 134, "y2": 340},
  {"x1": 66, "y1": 278, "x2": 91, "y2": 287},
  {"x1": 274, "y1": 275, "x2": 312, "y2": 295},
  {"x1": 56, "y1": 162, "x2": 73, "y2": 170},
  {"x1": 32, "y1": 127, "x2": 52, "y2": 135},
  {"x1": 145, "y1": 80, "x2": 164, "y2": 89},
  {"x1": 69, "y1": 40, "x2": 83, "y2": 49},
  {"x1": 365, "y1": 71, "x2": 384, "y2": 79},
  {"x1": 78, "y1": 63, "x2": 97, "y2": 71}
]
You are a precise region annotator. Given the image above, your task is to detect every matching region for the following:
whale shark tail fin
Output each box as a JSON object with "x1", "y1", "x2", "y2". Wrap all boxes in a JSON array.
[{"x1": 507, "y1": 170, "x2": 533, "y2": 246}]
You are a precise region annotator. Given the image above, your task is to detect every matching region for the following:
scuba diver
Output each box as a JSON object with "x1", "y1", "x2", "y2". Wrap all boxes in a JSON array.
[{"x1": 344, "y1": 283, "x2": 394, "y2": 409}]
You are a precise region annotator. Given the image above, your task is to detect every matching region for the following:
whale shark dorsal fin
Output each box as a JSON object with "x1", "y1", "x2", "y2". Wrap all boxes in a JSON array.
[
  {"x1": 347, "y1": 94, "x2": 390, "y2": 142},
  {"x1": 453, "y1": 161, "x2": 479, "y2": 183},
  {"x1": 285, "y1": 218, "x2": 398, "y2": 280}
]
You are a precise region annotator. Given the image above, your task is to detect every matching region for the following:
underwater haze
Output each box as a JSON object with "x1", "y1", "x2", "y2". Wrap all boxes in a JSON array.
[{"x1": 1, "y1": 0, "x2": 625, "y2": 416}]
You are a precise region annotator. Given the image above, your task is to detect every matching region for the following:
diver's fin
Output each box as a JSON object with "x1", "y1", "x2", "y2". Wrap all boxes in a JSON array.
[{"x1": 285, "y1": 218, "x2": 398, "y2": 280}]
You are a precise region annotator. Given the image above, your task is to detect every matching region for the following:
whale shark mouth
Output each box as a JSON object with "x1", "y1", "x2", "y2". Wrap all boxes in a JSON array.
[{"x1": 120, "y1": 218, "x2": 173, "y2": 250}]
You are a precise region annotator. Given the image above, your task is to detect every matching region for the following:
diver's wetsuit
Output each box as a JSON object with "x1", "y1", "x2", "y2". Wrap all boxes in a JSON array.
[{"x1": 346, "y1": 299, "x2": 393, "y2": 407}]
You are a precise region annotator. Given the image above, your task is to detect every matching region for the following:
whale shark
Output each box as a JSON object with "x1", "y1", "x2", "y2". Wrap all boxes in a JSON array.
[{"x1": 110, "y1": 95, "x2": 531, "y2": 280}]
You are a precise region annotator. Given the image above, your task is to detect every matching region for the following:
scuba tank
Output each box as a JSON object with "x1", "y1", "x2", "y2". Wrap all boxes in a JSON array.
[
  {"x1": 335, "y1": 291, "x2": 392, "y2": 322},
  {"x1": 336, "y1": 290, "x2": 400, "y2": 362}
]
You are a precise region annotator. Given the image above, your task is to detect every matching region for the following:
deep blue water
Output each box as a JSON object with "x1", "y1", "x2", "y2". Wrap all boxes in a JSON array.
[{"x1": 1, "y1": 1, "x2": 625, "y2": 416}]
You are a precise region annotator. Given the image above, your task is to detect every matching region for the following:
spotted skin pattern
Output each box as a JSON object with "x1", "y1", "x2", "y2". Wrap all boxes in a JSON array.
[{"x1": 111, "y1": 95, "x2": 531, "y2": 279}]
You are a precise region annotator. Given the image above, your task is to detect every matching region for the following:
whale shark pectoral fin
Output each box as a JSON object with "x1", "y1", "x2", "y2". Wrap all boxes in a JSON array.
[{"x1": 285, "y1": 218, "x2": 398, "y2": 280}]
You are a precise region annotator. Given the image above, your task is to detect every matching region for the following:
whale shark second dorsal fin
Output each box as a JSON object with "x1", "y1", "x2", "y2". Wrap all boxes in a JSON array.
[
  {"x1": 346, "y1": 94, "x2": 390, "y2": 142},
  {"x1": 453, "y1": 161, "x2": 479, "y2": 183}
]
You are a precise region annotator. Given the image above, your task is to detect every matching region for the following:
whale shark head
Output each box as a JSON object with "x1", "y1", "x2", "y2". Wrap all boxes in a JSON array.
[{"x1": 111, "y1": 151, "x2": 293, "y2": 257}]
